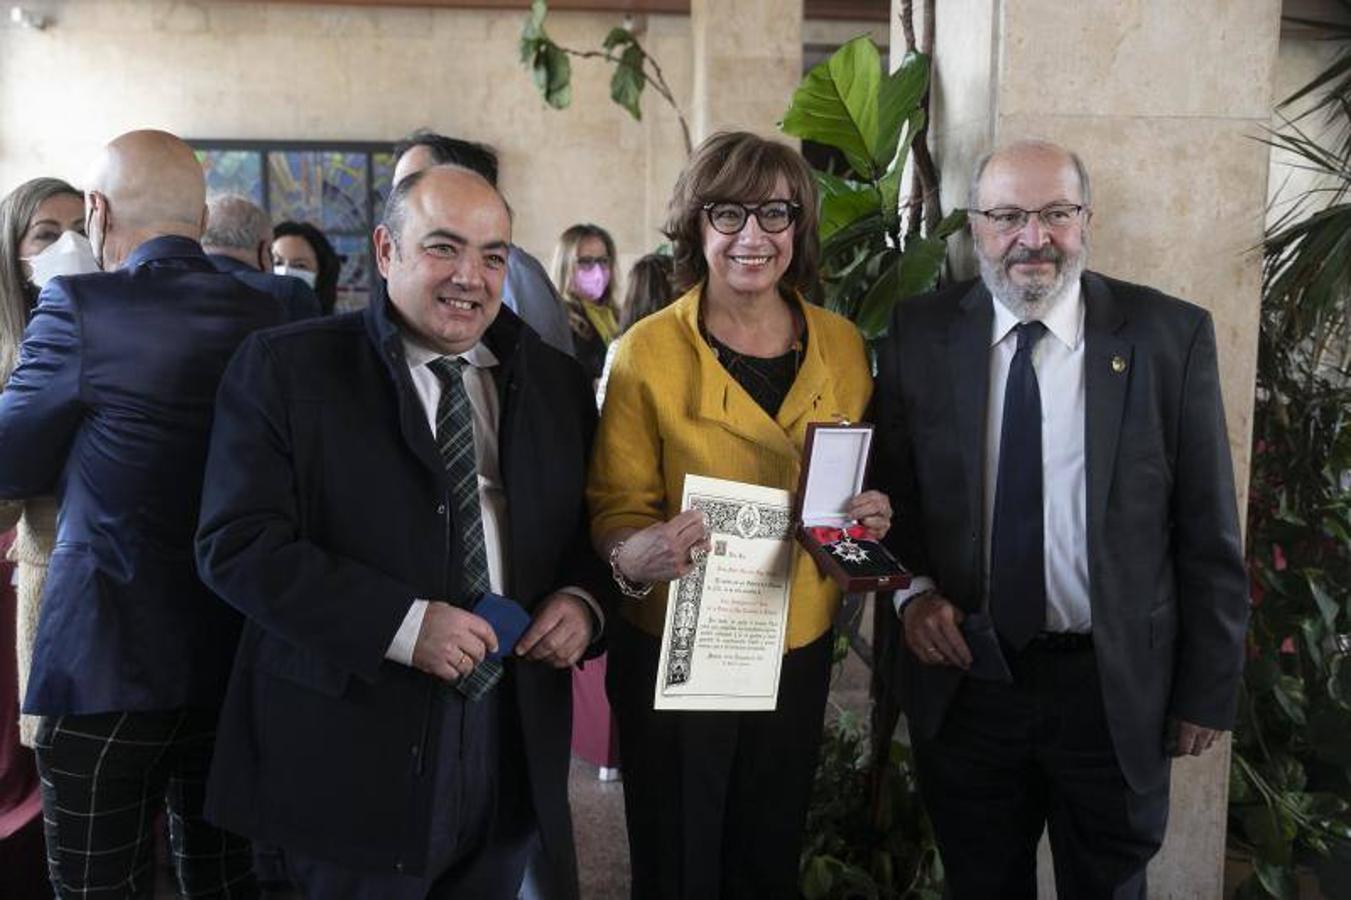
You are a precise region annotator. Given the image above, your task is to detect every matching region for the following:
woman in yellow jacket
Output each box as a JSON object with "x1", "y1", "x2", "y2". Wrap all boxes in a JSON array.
[{"x1": 588, "y1": 131, "x2": 891, "y2": 899}]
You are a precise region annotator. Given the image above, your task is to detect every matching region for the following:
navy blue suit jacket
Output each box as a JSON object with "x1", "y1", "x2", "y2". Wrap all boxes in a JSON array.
[
  {"x1": 196, "y1": 293, "x2": 607, "y2": 893},
  {"x1": 208, "y1": 253, "x2": 321, "y2": 322},
  {"x1": 0, "y1": 236, "x2": 286, "y2": 715}
]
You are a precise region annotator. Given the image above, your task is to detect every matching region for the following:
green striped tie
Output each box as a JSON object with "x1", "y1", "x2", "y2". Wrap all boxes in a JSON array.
[{"x1": 429, "y1": 356, "x2": 502, "y2": 700}]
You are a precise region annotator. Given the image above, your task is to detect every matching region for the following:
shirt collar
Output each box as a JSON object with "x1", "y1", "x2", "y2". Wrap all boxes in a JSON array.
[
  {"x1": 990, "y1": 277, "x2": 1083, "y2": 351},
  {"x1": 401, "y1": 334, "x2": 498, "y2": 371}
]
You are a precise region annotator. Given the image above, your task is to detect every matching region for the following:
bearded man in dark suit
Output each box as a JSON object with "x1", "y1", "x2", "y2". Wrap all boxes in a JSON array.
[{"x1": 873, "y1": 139, "x2": 1249, "y2": 899}]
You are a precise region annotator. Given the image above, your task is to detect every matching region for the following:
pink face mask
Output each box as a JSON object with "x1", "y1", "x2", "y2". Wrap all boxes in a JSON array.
[{"x1": 571, "y1": 264, "x2": 611, "y2": 302}]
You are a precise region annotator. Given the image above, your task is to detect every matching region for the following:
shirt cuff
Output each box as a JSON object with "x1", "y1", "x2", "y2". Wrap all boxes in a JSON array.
[
  {"x1": 892, "y1": 576, "x2": 937, "y2": 616},
  {"x1": 557, "y1": 586, "x2": 605, "y2": 644},
  {"x1": 386, "y1": 598, "x2": 429, "y2": 666}
]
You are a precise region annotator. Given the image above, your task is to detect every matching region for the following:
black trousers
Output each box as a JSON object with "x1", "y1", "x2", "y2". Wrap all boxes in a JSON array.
[
  {"x1": 607, "y1": 617, "x2": 832, "y2": 900},
  {"x1": 35, "y1": 708, "x2": 257, "y2": 899},
  {"x1": 912, "y1": 643, "x2": 1170, "y2": 900},
  {"x1": 285, "y1": 680, "x2": 535, "y2": 900}
]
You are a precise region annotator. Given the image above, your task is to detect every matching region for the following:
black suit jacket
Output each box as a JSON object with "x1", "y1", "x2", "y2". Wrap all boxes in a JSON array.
[
  {"x1": 208, "y1": 253, "x2": 322, "y2": 322},
  {"x1": 873, "y1": 272, "x2": 1249, "y2": 792},
  {"x1": 0, "y1": 236, "x2": 284, "y2": 714},
  {"x1": 195, "y1": 291, "x2": 605, "y2": 895}
]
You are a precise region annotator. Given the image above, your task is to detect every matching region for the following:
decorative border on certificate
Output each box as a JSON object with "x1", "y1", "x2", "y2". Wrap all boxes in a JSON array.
[
  {"x1": 653, "y1": 474, "x2": 794, "y2": 712},
  {"x1": 663, "y1": 493, "x2": 792, "y2": 689}
]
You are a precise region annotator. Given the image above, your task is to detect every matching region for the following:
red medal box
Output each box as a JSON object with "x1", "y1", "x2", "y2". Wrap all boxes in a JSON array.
[{"x1": 794, "y1": 422, "x2": 911, "y2": 593}]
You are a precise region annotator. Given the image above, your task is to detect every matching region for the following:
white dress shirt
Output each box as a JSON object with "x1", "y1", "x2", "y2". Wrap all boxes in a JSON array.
[
  {"x1": 895, "y1": 281, "x2": 1092, "y2": 633},
  {"x1": 386, "y1": 336, "x2": 600, "y2": 664}
]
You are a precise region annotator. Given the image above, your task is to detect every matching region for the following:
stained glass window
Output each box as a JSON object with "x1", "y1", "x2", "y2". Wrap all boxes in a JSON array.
[{"x1": 193, "y1": 141, "x2": 395, "y2": 312}]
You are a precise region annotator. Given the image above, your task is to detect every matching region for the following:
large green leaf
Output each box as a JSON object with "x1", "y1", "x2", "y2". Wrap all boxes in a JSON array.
[
  {"x1": 1272, "y1": 675, "x2": 1308, "y2": 726},
  {"x1": 875, "y1": 52, "x2": 930, "y2": 171},
  {"x1": 532, "y1": 42, "x2": 572, "y2": 109},
  {"x1": 896, "y1": 236, "x2": 949, "y2": 299},
  {"x1": 610, "y1": 44, "x2": 646, "y2": 120},
  {"x1": 781, "y1": 35, "x2": 883, "y2": 179},
  {"x1": 801, "y1": 856, "x2": 834, "y2": 899},
  {"x1": 815, "y1": 169, "x2": 866, "y2": 201},
  {"x1": 1256, "y1": 859, "x2": 1300, "y2": 900},
  {"x1": 821, "y1": 187, "x2": 879, "y2": 242},
  {"x1": 933, "y1": 208, "x2": 969, "y2": 239},
  {"x1": 853, "y1": 250, "x2": 903, "y2": 339},
  {"x1": 602, "y1": 26, "x2": 634, "y2": 52},
  {"x1": 821, "y1": 212, "x2": 887, "y2": 262},
  {"x1": 1329, "y1": 654, "x2": 1351, "y2": 709}
]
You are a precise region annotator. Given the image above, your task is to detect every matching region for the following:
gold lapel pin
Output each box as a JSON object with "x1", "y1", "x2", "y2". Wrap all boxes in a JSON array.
[{"x1": 1111, "y1": 355, "x2": 1128, "y2": 374}]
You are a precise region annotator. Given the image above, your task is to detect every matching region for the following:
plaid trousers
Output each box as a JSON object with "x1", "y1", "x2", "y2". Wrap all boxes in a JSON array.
[{"x1": 35, "y1": 708, "x2": 257, "y2": 899}]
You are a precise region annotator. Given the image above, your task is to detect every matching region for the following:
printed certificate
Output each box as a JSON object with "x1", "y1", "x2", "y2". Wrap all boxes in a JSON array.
[{"x1": 653, "y1": 474, "x2": 794, "y2": 711}]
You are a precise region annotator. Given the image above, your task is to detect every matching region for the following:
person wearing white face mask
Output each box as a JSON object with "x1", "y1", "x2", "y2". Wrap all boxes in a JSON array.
[
  {"x1": 0, "y1": 175, "x2": 94, "y2": 899},
  {"x1": 272, "y1": 219, "x2": 341, "y2": 314}
]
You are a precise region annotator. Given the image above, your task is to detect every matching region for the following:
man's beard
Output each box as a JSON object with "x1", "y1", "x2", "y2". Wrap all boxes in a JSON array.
[{"x1": 977, "y1": 241, "x2": 1086, "y2": 321}]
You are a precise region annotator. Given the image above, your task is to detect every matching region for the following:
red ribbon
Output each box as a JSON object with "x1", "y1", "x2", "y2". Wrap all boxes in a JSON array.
[{"x1": 807, "y1": 523, "x2": 869, "y2": 544}]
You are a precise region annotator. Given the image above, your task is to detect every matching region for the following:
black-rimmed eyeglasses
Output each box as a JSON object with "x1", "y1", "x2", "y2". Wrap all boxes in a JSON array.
[
  {"x1": 972, "y1": 203, "x2": 1085, "y2": 234},
  {"x1": 702, "y1": 200, "x2": 801, "y2": 235}
]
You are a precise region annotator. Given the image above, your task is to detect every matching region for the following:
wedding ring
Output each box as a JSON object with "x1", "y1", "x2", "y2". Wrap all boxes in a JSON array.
[{"x1": 689, "y1": 546, "x2": 708, "y2": 565}]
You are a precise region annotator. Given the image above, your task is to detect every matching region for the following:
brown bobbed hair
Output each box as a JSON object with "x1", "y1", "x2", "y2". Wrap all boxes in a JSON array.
[
  {"x1": 663, "y1": 131, "x2": 819, "y2": 296},
  {"x1": 619, "y1": 252, "x2": 675, "y2": 333}
]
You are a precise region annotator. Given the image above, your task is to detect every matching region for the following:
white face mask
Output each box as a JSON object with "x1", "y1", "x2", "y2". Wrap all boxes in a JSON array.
[
  {"x1": 274, "y1": 265, "x2": 318, "y2": 289},
  {"x1": 25, "y1": 231, "x2": 101, "y2": 288}
]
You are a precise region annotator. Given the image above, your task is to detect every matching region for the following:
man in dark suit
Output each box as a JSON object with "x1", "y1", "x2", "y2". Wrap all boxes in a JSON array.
[
  {"x1": 203, "y1": 193, "x2": 322, "y2": 322},
  {"x1": 196, "y1": 164, "x2": 605, "y2": 899},
  {"x1": 0, "y1": 129, "x2": 282, "y2": 896},
  {"x1": 873, "y1": 139, "x2": 1249, "y2": 899}
]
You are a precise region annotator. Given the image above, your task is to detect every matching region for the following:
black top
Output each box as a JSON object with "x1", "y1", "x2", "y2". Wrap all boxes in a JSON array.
[{"x1": 707, "y1": 328, "x2": 807, "y2": 418}]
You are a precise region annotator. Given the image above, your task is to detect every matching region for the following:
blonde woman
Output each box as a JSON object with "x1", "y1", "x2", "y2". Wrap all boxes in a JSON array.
[
  {"x1": 0, "y1": 175, "x2": 86, "y2": 898},
  {"x1": 552, "y1": 223, "x2": 620, "y2": 381}
]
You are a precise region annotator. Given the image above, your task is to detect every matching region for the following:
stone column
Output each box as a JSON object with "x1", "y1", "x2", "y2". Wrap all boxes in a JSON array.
[
  {"x1": 689, "y1": 0, "x2": 803, "y2": 142},
  {"x1": 895, "y1": 1, "x2": 1284, "y2": 896}
]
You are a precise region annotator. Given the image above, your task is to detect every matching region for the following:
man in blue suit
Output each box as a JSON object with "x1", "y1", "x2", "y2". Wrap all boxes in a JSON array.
[
  {"x1": 203, "y1": 193, "x2": 322, "y2": 322},
  {"x1": 0, "y1": 129, "x2": 283, "y2": 898}
]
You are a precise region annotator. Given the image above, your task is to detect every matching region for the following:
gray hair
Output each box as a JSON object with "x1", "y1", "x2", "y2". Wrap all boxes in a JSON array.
[
  {"x1": 203, "y1": 194, "x2": 270, "y2": 250},
  {"x1": 967, "y1": 140, "x2": 1092, "y2": 211}
]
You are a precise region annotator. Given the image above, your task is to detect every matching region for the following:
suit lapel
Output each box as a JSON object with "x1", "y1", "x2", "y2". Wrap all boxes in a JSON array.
[
  {"x1": 1082, "y1": 272, "x2": 1131, "y2": 538},
  {"x1": 948, "y1": 282, "x2": 994, "y2": 553}
]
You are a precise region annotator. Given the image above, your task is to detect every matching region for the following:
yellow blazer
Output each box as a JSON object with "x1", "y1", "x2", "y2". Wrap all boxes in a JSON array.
[{"x1": 588, "y1": 284, "x2": 873, "y2": 649}]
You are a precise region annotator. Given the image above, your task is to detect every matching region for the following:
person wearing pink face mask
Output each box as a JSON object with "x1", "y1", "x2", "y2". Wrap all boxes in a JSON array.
[{"x1": 551, "y1": 224, "x2": 620, "y2": 382}]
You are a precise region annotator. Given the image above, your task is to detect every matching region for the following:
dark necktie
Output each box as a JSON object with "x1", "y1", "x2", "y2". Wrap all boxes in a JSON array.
[
  {"x1": 428, "y1": 356, "x2": 502, "y2": 700},
  {"x1": 990, "y1": 321, "x2": 1048, "y2": 650}
]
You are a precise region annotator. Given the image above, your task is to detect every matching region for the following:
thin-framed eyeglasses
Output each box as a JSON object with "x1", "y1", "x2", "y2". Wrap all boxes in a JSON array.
[
  {"x1": 576, "y1": 255, "x2": 611, "y2": 269},
  {"x1": 701, "y1": 199, "x2": 801, "y2": 235},
  {"x1": 972, "y1": 203, "x2": 1085, "y2": 234}
]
